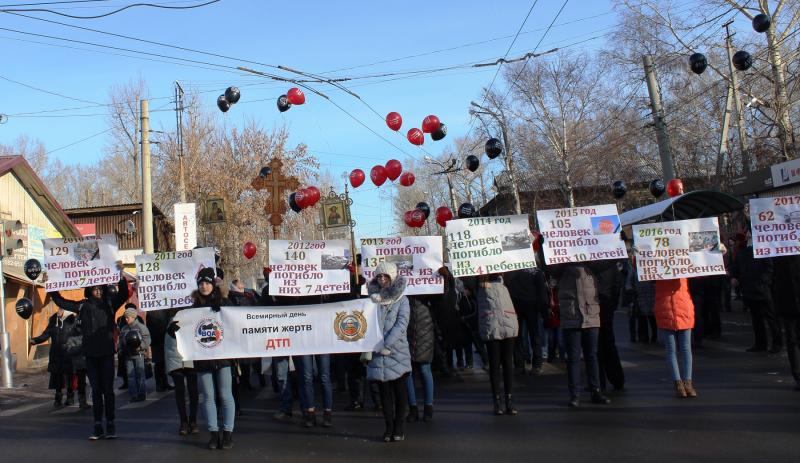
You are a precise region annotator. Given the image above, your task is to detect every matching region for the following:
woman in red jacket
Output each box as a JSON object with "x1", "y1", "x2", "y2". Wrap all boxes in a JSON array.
[{"x1": 654, "y1": 278, "x2": 697, "y2": 398}]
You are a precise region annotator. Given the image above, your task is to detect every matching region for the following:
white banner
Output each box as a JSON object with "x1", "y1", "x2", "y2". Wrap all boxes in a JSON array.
[
  {"x1": 749, "y1": 196, "x2": 800, "y2": 258},
  {"x1": 43, "y1": 234, "x2": 120, "y2": 292},
  {"x1": 633, "y1": 218, "x2": 726, "y2": 281},
  {"x1": 174, "y1": 203, "x2": 197, "y2": 251},
  {"x1": 360, "y1": 236, "x2": 444, "y2": 295},
  {"x1": 269, "y1": 240, "x2": 351, "y2": 296},
  {"x1": 135, "y1": 248, "x2": 216, "y2": 311},
  {"x1": 445, "y1": 214, "x2": 536, "y2": 277},
  {"x1": 174, "y1": 298, "x2": 382, "y2": 360},
  {"x1": 537, "y1": 204, "x2": 627, "y2": 265}
]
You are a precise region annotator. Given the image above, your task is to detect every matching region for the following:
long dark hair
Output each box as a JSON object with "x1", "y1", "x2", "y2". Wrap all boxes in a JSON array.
[{"x1": 193, "y1": 286, "x2": 222, "y2": 307}]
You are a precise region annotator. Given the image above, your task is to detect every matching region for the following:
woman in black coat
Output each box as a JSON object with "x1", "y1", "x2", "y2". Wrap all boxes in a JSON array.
[
  {"x1": 30, "y1": 308, "x2": 76, "y2": 407},
  {"x1": 406, "y1": 296, "x2": 435, "y2": 422}
]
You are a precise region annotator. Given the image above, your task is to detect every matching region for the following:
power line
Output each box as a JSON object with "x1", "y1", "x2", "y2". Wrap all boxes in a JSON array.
[
  {"x1": 0, "y1": 0, "x2": 109, "y2": 6},
  {"x1": 0, "y1": 0, "x2": 218, "y2": 19},
  {"x1": 0, "y1": 72, "x2": 102, "y2": 105},
  {"x1": 45, "y1": 127, "x2": 112, "y2": 154}
]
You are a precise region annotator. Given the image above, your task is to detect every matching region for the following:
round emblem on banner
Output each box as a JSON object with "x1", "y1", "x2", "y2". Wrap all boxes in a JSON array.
[
  {"x1": 195, "y1": 317, "x2": 224, "y2": 349},
  {"x1": 334, "y1": 310, "x2": 368, "y2": 342}
]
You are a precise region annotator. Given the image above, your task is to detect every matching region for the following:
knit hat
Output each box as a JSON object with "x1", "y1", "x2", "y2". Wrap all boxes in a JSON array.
[
  {"x1": 124, "y1": 307, "x2": 137, "y2": 319},
  {"x1": 374, "y1": 262, "x2": 398, "y2": 281},
  {"x1": 197, "y1": 267, "x2": 216, "y2": 286}
]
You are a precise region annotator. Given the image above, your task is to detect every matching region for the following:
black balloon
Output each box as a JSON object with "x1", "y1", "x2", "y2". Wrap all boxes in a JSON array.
[
  {"x1": 465, "y1": 154, "x2": 480, "y2": 172},
  {"x1": 612, "y1": 180, "x2": 627, "y2": 199},
  {"x1": 124, "y1": 330, "x2": 143, "y2": 356},
  {"x1": 24, "y1": 258, "x2": 41, "y2": 280},
  {"x1": 649, "y1": 179, "x2": 666, "y2": 198},
  {"x1": 485, "y1": 138, "x2": 503, "y2": 159},
  {"x1": 752, "y1": 13, "x2": 770, "y2": 33},
  {"x1": 106, "y1": 284, "x2": 118, "y2": 296},
  {"x1": 733, "y1": 50, "x2": 753, "y2": 71},
  {"x1": 259, "y1": 166, "x2": 272, "y2": 178},
  {"x1": 415, "y1": 202, "x2": 431, "y2": 220},
  {"x1": 689, "y1": 52, "x2": 707, "y2": 75},
  {"x1": 15, "y1": 298, "x2": 33, "y2": 320},
  {"x1": 225, "y1": 86, "x2": 241, "y2": 104},
  {"x1": 431, "y1": 123, "x2": 447, "y2": 141},
  {"x1": 217, "y1": 94, "x2": 230, "y2": 113},
  {"x1": 277, "y1": 94, "x2": 292, "y2": 112},
  {"x1": 458, "y1": 202, "x2": 476, "y2": 218},
  {"x1": 288, "y1": 192, "x2": 302, "y2": 213}
]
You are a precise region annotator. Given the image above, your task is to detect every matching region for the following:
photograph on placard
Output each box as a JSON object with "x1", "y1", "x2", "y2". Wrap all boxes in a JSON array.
[
  {"x1": 591, "y1": 215, "x2": 620, "y2": 235},
  {"x1": 385, "y1": 254, "x2": 414, "y2": 270},
  {"x1": 501, "y1": 230, "x2": 532, "y2": 251},
  {"x1": 74, "y1": 241, "x2": 100, "y2": 260},
  {"x1": 688, "y1": 231, "x2": 721, "y2": 253}
]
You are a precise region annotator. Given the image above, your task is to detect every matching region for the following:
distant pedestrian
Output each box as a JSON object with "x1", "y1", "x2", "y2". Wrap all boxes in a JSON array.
[
  {"x1": 30, "y1": 307, "x2": 76, "y2": 408},
  {"x1": 654, "y1": 278, "x2": 697, "y2": 398},
  {"x1": 118, "y1": 306, "x2": 150, "y2": 403}
]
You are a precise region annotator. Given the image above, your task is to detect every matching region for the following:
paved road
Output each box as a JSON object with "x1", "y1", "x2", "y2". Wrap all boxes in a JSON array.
[{"x1": 1, "y1": 312, "x2": 798, "y2": 462}]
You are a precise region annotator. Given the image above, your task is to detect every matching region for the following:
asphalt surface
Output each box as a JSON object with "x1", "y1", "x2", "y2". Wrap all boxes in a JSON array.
[{"x1": 1, "y1": 310, "x2": 798, "y2": 463}]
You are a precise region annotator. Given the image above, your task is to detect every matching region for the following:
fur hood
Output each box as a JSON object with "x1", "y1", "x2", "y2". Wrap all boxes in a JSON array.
[{"x1": 367, "y1": 275, "x2": 407, "y2": 305}]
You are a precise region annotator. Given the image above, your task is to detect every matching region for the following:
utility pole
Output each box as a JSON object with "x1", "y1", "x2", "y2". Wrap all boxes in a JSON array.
[
  {"x1": 425, "y1": 157, "x2": 459, "y2": 212},
  {"x1": 724, "y1": 20, "x2": 751, "y2": 174},
  {"x1": 174, "y1": 82, "x2": 187, "y2": 203},
  {"x1": 0, "y1": 222, "x2": 13, "y2": 388},
  {"x1": 715, "y1": 86, "x2": 734, "y2": 188},
  {"x1": 642, "y1": 55, "x2": 676, "y2": 182},
  {"x1": 141, "y1": 99, "x2": 154, "y2": 254}
]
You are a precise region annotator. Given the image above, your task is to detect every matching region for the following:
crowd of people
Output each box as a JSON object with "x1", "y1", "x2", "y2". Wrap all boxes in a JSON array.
[{"x1": 29, "y1": 229, "x2": 800, "y2": 450}]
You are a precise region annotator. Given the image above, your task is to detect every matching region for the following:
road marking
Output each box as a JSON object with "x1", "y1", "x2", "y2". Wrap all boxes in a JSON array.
[
  {"x1": 118, "y1": 390, "x2": 170, "y2": 410},
  {"x1": 0, "y1": 401, "x2": 49, "y2": 417}
]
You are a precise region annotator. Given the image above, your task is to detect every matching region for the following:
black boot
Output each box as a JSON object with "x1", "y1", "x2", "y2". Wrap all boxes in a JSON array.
[
  {"x1": 303, "y1": 410, "x2": 316, "y2": 428},
  {"x1": 591, "y1": 390, "x2": 611, "y2": 405},
  {"x1": 423, "y1": 404, "x2": 433, "y2": 422},
  {"x1": 382, "y1": 422, "x2": 392, "y2": 442},
  {"x1": 568, "y1": 395, "x2": 580, "y2": 408},
  {"x1": 221, "y1": 431, "x2": 233, "y2": 450},
  {"x1": 207, "y1": 431, "x2": 220, "y2": 450},
  {"x1": 493, "y1": 395, "x2": 504, "y2": 415},
  {"x1": 406, "y1": 405, "x2": 419, "y2": 422},
  {"x1": 505, "y1": 394, "x2": 518, "y2": 416}
]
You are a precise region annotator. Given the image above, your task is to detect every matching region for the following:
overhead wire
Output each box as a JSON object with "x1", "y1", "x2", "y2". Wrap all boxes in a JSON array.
[{"x1": 0, "y1": 0, "x2": 218, "y2": 19}]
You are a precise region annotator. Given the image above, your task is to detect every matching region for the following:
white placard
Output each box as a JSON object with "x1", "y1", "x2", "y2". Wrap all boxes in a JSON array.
[
  {"x1": 268, "y1": 240, "x2": 351, "y2": 296},
  {"x1": 174, "y1": 298, "x2": 382, "y2": 360},
  {"x1": 537, "y1": 204, "x2": 627, "y2": 265},
  {"x1": 749, "y1": 196, "x2": 800, "y2": 258},
  {"x1": 135, "y1": 248, "x2": 216, "y2": 311},
  {"x1": 360, "y1": 236, "x2": 444, "y2": 295},
  {"x1": 43, "y1": 234, "x2": 120, "y2": 292},
  {"x1": 174, "y1": 203, "x2": 197, "y2": 251},
  {"x1": 445, "y1": 214, "x2": 536, "y2": 277},
  {"x1": 633, "y1": 218, "x2": 726, "y2": 281}
]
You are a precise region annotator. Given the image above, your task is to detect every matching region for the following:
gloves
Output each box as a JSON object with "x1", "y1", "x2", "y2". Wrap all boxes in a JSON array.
[
  {"x1": 166, "y1": 321, "x2": 180, "y2": 338},
  {"x1": 211, "y1": 304, "x2": 221, "y2": 313},
  {"x1": 380, "y1": 348, "x2": 391, "y2": 356}
]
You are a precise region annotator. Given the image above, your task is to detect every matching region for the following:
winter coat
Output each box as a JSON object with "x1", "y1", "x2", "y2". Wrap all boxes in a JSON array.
[
  {"x1": 624, "y1": 263, "x2": 655, "y2": 316},
  {"x1": 164, "y1": 313, "x2": 194, "y2": 373},
  {"x1": 191, "y1": 289, "x2": 232, "y2": 372},
  {"x1": 772, "y1": 255, "x2": 800, "y2": 318},
  {"x1": 476, "y1": 276, "x2": 519, "y2": 341},
  {"x1": 551, "y1": 264, "x2": 601, "y2": 330},
  {"x1": 31, "y1": 312, "x2": 76, "y2": 373},
  {"x1": 118, "y1": 319, "x2": 151, "y2": 356},
  {"x1": 51, "y1": 278, "x2": 129, "y2": 358},
  {"x1": 504, "y1": 268, "x2": 550, "y2": 319},
  {"x1": 433, "y1": 270, "x2": 469, "y2": 347},
  {"x1": 653, "y1": 278, "x2": 695, "y2": 331},
  {"x1": 366, "y1": 276, "x2": 412, "y2": 382},
  {"x1": 730, "y1": 246, "x2": 773, "y2": 301},
  {"x1": 407, "y1": 296, "x2": 435, "y2": 364},
  {"x1": 229, "y1": 289, "x2": 256, "y2": 306},
  {"x1": 145, "y1": 309, "x2": 169, "y2": 348}
]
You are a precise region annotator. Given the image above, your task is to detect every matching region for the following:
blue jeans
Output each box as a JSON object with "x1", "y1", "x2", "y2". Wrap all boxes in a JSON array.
[
  {"x1": 564, "y1": 328, "x2": 600, "y2": 396},
  {"x1": 298, "y1": 354, "x2": 332, "y2": 411},
  {"x1": 198, "y1": 367, "x2": 235, "y2": 432},
  {"x1": 274, "y1": 357, "x2": 294, "y2": 413},
  {"x1": 125, "y1": 355, "x2": 146, "y2": 399},
  {"x1": 661, "y1": 329, "x2": 692, "y2": 381},
  {"x1": 406, "y1": 362, "x2": 434, "y2": 406}
]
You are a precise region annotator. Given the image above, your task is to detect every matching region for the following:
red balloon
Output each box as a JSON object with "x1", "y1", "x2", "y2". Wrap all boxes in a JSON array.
[
  {"x1": 287, "y1": 87, "x2": 305, "y2": 105},
  {"x1": 422, "y1": 115, "x2": 441, "y2": 134},
  {"x1": 349, "y1": 169, "x2": 365, "y2": 188},
  {"x1": 370, "y1": 165, "x2": 388, "y2": 186},
  {"x1": 407, "y1": 128, "x2": 424, "y2": 146},
  {"x1": 385, "y1": 159, "x2": 402, "y2": 181},
  {"x1": 243, "y1": 242, "x2": 257, "y2": 260},
  {"x1": 306, "y1": 186, "x2": 321, "y2": 206},
  {"x1": 403, "y1": 210, "x2": 416, "y2": 227},
  {"x1": 295, "y1": 189, "x2": 311, "y2": 208},
  {"x1": 435, "y1": 206, "x2": 453, "y2": 227},
  {"x1": 386, "y1": 112, "x2": 402, "y2": 131},
  {"x1": 667, "y1": 178, "x2": 684, "y2": 197},
  {"x1": 410, "y1": 209, "x2": 426, "y2": 228},
  {"x1": 399, "y1": 172, "x2": 415, "y2": 187}
]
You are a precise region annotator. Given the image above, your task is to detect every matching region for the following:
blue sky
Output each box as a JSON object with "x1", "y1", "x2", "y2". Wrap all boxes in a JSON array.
[{"x1": 0, "y1": 0, "x2": 622, "y2": 239}]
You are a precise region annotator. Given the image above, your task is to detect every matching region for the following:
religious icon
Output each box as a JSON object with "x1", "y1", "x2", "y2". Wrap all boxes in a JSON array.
[
  {"x1": 205, "y1": 197, "x2": 226, "y2": 224},
  {"x1": 322, "y1": 200, "x2": 347, "y2": 228}
]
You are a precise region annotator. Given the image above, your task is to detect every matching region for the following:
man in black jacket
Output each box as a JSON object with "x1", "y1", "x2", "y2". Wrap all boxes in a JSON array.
[
  {"x1": 732, "y1": 240, "x2": 782, "y2": 353},
  {"x1": 505, "y1": 268, "x2": 549, "y2": 374},
  {"x1": 51, "y1": 275, "x2": 129, "y2": 440}
]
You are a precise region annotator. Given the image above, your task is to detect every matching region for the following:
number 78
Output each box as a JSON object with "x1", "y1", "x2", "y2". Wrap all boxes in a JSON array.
[{"x1": 654, "y1": 237, "x2": 670, "y2": 248}]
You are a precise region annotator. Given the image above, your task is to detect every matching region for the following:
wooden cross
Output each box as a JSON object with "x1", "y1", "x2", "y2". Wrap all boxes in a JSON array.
[{"x1": 251, "y1": 158, "x2": 299, "y2": 235}]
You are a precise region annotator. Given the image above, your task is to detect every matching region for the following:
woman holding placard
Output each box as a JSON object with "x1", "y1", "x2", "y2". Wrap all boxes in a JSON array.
[
  {"x1": 476, "y1": 273, "x2": 519, "y2": 415},
  {"x1": 366, "y1": 262, "x2": 412, "y2": 442},
  {"x1": 653, "y1": 278, "x2": 697, "y2": 398}
]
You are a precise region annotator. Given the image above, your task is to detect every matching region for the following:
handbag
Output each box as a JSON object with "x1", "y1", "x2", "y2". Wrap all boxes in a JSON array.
[{"x1": 145, "y1": 359, "x2": 153, "y2": 379}]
